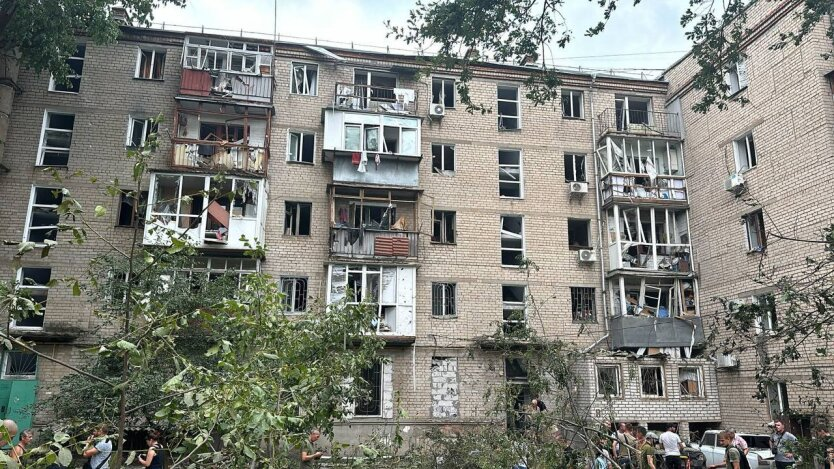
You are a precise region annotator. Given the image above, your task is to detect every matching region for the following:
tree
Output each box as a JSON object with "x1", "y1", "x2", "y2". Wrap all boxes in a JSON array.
[{"x1": 387, "y1": 0, "x2": 834, "y2": 113}]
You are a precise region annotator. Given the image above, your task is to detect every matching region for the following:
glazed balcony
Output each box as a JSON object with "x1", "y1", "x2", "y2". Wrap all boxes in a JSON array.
[
  {"x1": 597, "y1": 108, "x2": 681, "y2": 139},
  {"x1": 333, "y1": 83, "x2": 418, "y2": 116},
  {"x1": 607, "y1": 242, "x2": 693, "y2": 273},
  {"x1": 330, "y1": 228, "x2": 419, "y2": 259},
  {"x1": 600, "y1": 173, "x2": 687, "y2": 208}
]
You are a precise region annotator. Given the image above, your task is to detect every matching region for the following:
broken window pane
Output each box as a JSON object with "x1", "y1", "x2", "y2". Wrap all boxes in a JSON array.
[
  {"x1": 571, "y1": 287, "x2": 596, "y2": 322},
  {"x1": 640, "y1": 366, "x2": 664, "y2": 396},
  {"x1": 284, "y1": 201, "x2": 312, "y2": 236},
  {"x1": 117, "y1": 190, "x2": 149, "y2": 227},
  {"x1": 564, "y1": 153, "x2": 586, "y2": 182},
  {"x1": 432, "y1": 210, "x2": 456, "y2": 244},
  {"x1": 17, "y1": 267, "x2": 51, "y2": 329},
  {"x1": 743, "y1": 209, "x2": 766, "y2": 252},
  {"x1": 562, "y1": 89, "x2": 583, "y2": 118},
  {"x1": 432, "y1": 144, "x2": 455, "y2": 173},
  {"x1": 497, "y1": 85, "x2": 520, "y2": 129},
  {"x1": 138, "y1": 49, "x2": 166, "y2": 79},
  {"x1": 431, "y1": 77, "x2": 455, "y2": 107},
  {"x1": 291, "y1": 63, "x2": 318, "y2": 95},
  {"x1": 364, "y1": 126, "x2": 380, "y2": 152},
  {"x1": 287, "y1": 131, "x2": 315, "y2": 163},
  {"x1": 501, "y1": 216, "x2": 524, "y2": 266},
  {"x1": 50, "y1": 45, "x2": 85, "y2": 93},
  {"x1": 502, "y1": 285, "x2": 526, "y2": 334},
  {"x1": 3, "y1": 351, "x2": 37, "y2": 378},
  {"x1": 498, "y1": 150, "x2": 522, "y2": 198},
  {"x1": 27, "y1": 187, "x2": 62, "y2": 243},
  {"x1": 596, "y1": 365, "x2": 620, "y2": 396},
  {"x1": 679, "y1": 367, "x2": 702, "y2": 397},
  {"x1": 39, "y1": 112, "x2": 75, "y2": 166},
  {"x1": 568, "y1": 219, "x2": 591, "y2": 249}
]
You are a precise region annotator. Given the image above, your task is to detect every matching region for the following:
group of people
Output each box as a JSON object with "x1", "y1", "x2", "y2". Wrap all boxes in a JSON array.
[{"x1": 603, "y1": 422, "x2": 677, "y2": 469}]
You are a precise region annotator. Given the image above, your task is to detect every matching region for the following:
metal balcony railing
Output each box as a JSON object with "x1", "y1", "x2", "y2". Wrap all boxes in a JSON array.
[
  {"x1": 330, "y1": 227, "x2": 419, "y2": 258},
  {"x1": 600, "y1": 173, "x2": 687, "y2": 206},
  {"x1": 608, "y1": 242, "x2": 693, "y2": 273},
  {"x1": 333, "y1": 83, "x2": 418, "y2": 115},
  {"x1": 172, "y1": 141, "x2": 267, "y2": 174},
  {"x1": 179, "y1": 68, "x2": 272, "y2": 103},
  {"x1": 597, "y1": 108, "x2": 681, "y2": 138}
]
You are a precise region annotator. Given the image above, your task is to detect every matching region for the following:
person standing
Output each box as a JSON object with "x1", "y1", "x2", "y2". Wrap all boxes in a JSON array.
[
  {"x1": 137, "y1": 429, "x2": 164, "y2": 469},
  {"x1": 660, "y1": 423, "x2": 684, "y2": 469},
  {"x1": 815, "y1": 426, "x2": 834, "y2": 469},
  {"x1": 613, "y1": 422, "x2": 627, "y2": 460},
  {"x1": 10, "y1": 429, "x2": 33, "y2": 463},
  {"x1": 636, "y1": 426, "x2": 656, "y2": 469},
  {"x1": 708, "y1": 431, "x2": 741, "y2": 469},
  {"x1": 0, "y1": 419, "x2": 18, "y2": 447},
  {"x1": 729, "y1": 430, "x2": 749, "y2": 456},
  {"x1": 770, "y1": 419, "x2": 798, "y2": 469},
  {"x1": 82, "y1": 424, "x2": 112, "y2": 469},
  {"x1": 300, "y1": 430, "x2": 324, "y2": 468}
]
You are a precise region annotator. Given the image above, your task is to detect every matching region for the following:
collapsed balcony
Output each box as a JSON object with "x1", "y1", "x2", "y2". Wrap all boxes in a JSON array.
[
  {"x1": 329, "y1": 185, "x2": 420, "y2": 260},
  {"x1": 606, "y1": 206, "x2": 694, "y2": 273},
  {"x1": 179, "y1": 36, "x2": 274, "y2": 103}
]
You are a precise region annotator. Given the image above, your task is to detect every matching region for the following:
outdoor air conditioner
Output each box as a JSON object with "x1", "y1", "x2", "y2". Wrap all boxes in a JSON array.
[
  {"x1": 716, "y1": 353, "x2": 739, "y2": 369},
  {"x1": 724, "y1": 172, "x2": 745, "y2": 194},
  {"x1": 569, "y1": 181, "x2": 589, "y2": 195},
  {"x1": 430, "y1": 103, "x2": 446, "y2": 118},
  {"x1": 578, "y1": 249, "x2": 597, "y2": 263}
]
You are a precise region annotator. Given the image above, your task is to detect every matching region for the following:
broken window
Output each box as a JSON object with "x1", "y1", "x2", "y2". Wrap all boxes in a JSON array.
[
  {"x1": 679, "y1": 367, "x2": 703, "y2": 397},
  {"x1": 743, "y1": 209, "x2": 766, "y2": 252},
  {"x1": 571, "y1": 287, "x2": 596, "y2": 322},
  {"x1": 284, "y1": 202, "x2": 312, "y2": 236},
  {"x1": 596, "y1": 365, "x2": 621, "y2": 397},
  {"x1": 183, "y1": 37, "x2": 272, "y2": 75},
  {"x1": 432, "y1": 144, "x2": 455, "y2": 174},
  {"x1": 615, "y1": 96, "x2": 651, "y2": 129},
  {"x1": 502, "y1": 285, "x2": 526, "y2": 334},
  {"x1": 754, "y1": 293, "x2": 777, "y2": 333},
  {"x1": 505, "y1": 357, "x2": 531, "y2": 431},
  {"x1": 432, "y1": 77, "x2": 455, "y2": 108},
  {"x1": 26, "y1": 187, "x2": 62, "y2": 243},
  {"x1": 639, "y1": 366, "x2": 665, "y2": 397},
  {"x1": 288, "y1": 131, "x2": 315, "y2": 163},
  {"x1": 137, "y1": 48, "x2": 166, "y2": 79},
  {"x1": 432, "y1": 283, "x2": 456, "y2": 317},
  {"x1": 568, "y1": 219, "x2": 591, "y2": 249},
  {"x1": 126, "y1": 117, "x2": 159, "y2": 147},
  {"x1": 733, "y1": 132, "x2": 756, "y2": 172},
  {"x1": 342, "y1": 121, "x2": 418, "y2": 155},
  {"x1": 562, "y1": 89, "x2": 584, "y2": 118},
  {"x1": 500, "y1": 216, "x2": 524, "y2": 266},
  {"x1": 291, "y1": 63, "x2": 318, "y2": 95},
  {"x1": 432, "y1": 210, "x2": 456, "y2": 244},
  {"x1": 16, "y1": 267, "x2": 51, "y2": 329},
  {"x1": 229, "y1": 52, "x2": 257, "y2": 73},
  {"x1": 2, "y1": 351, "x2": 37, "y2": 379},
  {"x1": 354, "y1": 204, "x2": 396, "y2": 230},
  {"x1": 355, "y1": 361, "x2": 383, "y2": 416},
  {"x1": 49, "y1": 44, "x2": 85, "y2": 93},
  {"x1": 564, "y1": 153, "x2": 586, "y2": 182},
  {"x1": 38, "y1": 112, "x2": 75, "y2": 166},
  {"x1": 725, "y1": 59, "x2": 749, "y2": 95},
  {"x1": 280, "y1": 277, "x2": 308, "y2": 313},
  {"x1": 497, "y1": 85, "x2": 520, "y2": 129},
  {"x1": 179, "y1": 257, "x2": 258, "y2": 289},
  {"x1": 498, "y1": 150, "x2": 522, "y2": 198},
  {"x1": 117, "y1": 190, "x2": 149, "y2": 227},
  {"x1": 767, "y1": 381, "x2": 789, "y2": 418}
]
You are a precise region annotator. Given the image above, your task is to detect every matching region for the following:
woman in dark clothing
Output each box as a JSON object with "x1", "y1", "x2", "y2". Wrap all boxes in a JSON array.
[{"x1": 137, "y1": 429, "x2": 164, "y2": 469}]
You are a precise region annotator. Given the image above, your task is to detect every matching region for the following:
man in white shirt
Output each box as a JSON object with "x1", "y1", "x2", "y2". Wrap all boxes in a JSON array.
[{"x1": 659, "y1": 423, "x2": 684, "y2": 469}]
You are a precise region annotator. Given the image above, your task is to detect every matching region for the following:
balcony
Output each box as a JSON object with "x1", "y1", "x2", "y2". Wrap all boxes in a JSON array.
[
  {"x1": 607, "y1": 242, "x2": 693, "y2": 273},
  {"x1": 597, "y1": 108, "x2": 681, "y2": 139},
  {"x1": 609, "y1": 315, "x2": 705, "y2": 349},
  {"x1": 600, "y1": 173, "x2": 687, "y2": 208},
  {"x1": 333, "y1": 83, "x2": 418, "y2": 116},
  {"x1": 179, "y1": 69, "x2": 273, "y2": 104},
  {"x1": 172, "y1": 141, "x2": 266, "y2": 174},
  {"x1": 331, "y1": 228, "x2": 418, "y2": 259}
]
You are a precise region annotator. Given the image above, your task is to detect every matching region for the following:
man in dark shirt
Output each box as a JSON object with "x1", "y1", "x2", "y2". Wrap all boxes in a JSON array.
[{"x1": 299, "y1": 430, "x2": 324, "y2": 468}]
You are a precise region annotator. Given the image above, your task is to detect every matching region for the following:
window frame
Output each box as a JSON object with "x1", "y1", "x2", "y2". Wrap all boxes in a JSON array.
[
  {"x1": 497, "y1": 85, "x2": 521, "y2": 130},
  {"x1": 725, "y1": 59, "x2": 749, "y2": 95},
  {"x1": 500, "y1": 215, "x2": 525, "y2": 267},
  {"x1": 354, "y1": 361, "x2": 384, "y2": 417},
  {"x1": 596, "y1": 364, "x2": 622, "y2": 397},
  {"x1": 37, "y1": 111, "x2": 75, "y2": 167},
  {"x1": 284, "y1": 201, "x2": 312, "y2": 236},
  {"x1": 431, "y1": 282, "x2": 457, "y2": 317},
  {"x1": 24, "y1": 186, "x2": 63, "y2": 244},
  {"x1": 431, "y1": 143, "x2": 456, "y2": 174},
  {"x1": 431, "y1": 210, "x2": 456, "y2": 244},
  {"x1": 678, "y1": 366, "x2": 704, "y2": 398},
  {"x1": 570, "y1": 287, "x2": 596, "y2": 323},
  {"x1": 743, "y1": 209, "x2": 766, "y2": 252},
  {"x1": 567, "y1": 218, "x2": 592, "y2": 250},
  {"x1": 498, "y1": 149, "x2": 523, "y2": 198},
  {"x1": 767, "y1": 381, "x2": 789, "y2": 418},
  {"x1": 116, "y1": 189, "x2": 149, "y2": 228},
  {"x1": 639, "y1": 365, "x2": 665, "y2": 398},
  {"x1": 48, "y1": 45, "x2": 85, "y2": 93},
  {"x1": 287, "y1": 130, "x2": 316, "y2": 164},
  {"x1": 753, "y1": 293, "x2": 777, "y2": 334},
  {"x1": 1, "y1": 351, "x2": 38, "y2": 380},
  {"x1": 564, "y1": 153, "x2": 587, "y2": 182},
  {"x1": 733, "y1": 132, "x2": 757, "y2": 172},
  {"x1": 502, "y1": 285, "x2": 527, "y2": 335},
  {"x1": 15, "y1": 267, "x2": 51, "y2": 330},
  {"x1": 561, "y1": 89, "x2": 584, "y2": 119},
  {"x1": 126, "y1": 116, "x2": 159, "y2": 148},
  {"x1": 280, "y1": 277, "x2": 308, "y2": 314},
  {"x1": 431, "y1": 77, "x2": 456, "y2": 108},
  {"x1": 290, "y1": 62, "x2": 319, "y2": 96},
  {"x1": 135, "y1": 48, "x2": 166, "y2": 80}
]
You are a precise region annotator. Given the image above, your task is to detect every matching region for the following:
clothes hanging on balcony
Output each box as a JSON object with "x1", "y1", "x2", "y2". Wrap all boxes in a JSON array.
[
  {"x1": 351, "y1": 152, "x2": 361, "y2": 165},
  {"x1": 338, "y1": 207, "x2": 349, "y2": 224},
  {"x1": 357, "y1": 152, "x2": 368, "y2": 173},
  {"x1": 374, "y1": 153, "x2": 381, "y2": 168}
]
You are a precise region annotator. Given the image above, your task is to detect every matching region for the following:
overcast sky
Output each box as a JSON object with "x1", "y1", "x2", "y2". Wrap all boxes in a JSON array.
[{"x1": 152, "y1": 0, "x2": 693, "y2": 76}]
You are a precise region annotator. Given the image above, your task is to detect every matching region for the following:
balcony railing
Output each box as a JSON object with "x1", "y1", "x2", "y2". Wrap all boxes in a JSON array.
[
  {"x1": 172, "y1": 141, "x2": 267, "y2": 175},
  {"x1": 597, "y1": 108, "x2": 681, "y2": 138},
  {"x1": 600, "y1": 173, "x2": 687, "y2": 206},
  {"x1": 609, "y1": 315, "x2": 705, "y2": 349},
  {"x1": 330, "y1": 227, "x2": 418, "y2": 259},
  {"x1": 179, "y1": 68, "x2": 272, "y2": 103},
  {"x1": 608, "y1": 242, "x2": 693, "y2": 273},
  {"x1": 333, "y1": 83, "x2": 418, "y2": 115}
]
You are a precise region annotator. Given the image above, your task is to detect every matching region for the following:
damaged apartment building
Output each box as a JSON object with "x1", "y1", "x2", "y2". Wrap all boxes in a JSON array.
[{"x1": 0, "y1": 0, "x2": 831, "y2": 444}]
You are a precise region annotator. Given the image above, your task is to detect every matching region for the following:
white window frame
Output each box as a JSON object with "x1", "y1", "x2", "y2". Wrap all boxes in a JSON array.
[
  {"x1": 284, "y1": 201, "x2": 312, "y2": 236},
  {"x1": 177, "y1": 257, "x2": 259, "y2": 289},
  {"x1": 183, "y1": 37, "x2": 272, "y2": 75},
  {"x1": 500, "y1": 215, "x2": 524, "y2": 267},
  {"x1": 743, "y1": 209, "x2": 766, "y2": 252},
  {"x1": 291, "y1": 62, "x2": 319, "y2": 96},
  {"x1": 767, "y1": 381, "x2": 789, "y2": 418},
  {"x1": 15, "y1": 267, "x2": 50, "y2": 330},
  {"x1": 280, "y1": 277, "x2": 308, "y2": 314},
  {"x1": 596, "y1": 364, "x2": 622, "y2": 397},
  {"x1": 126, "y1": 117, "x2": 157, "y2": 147},
  {"x1": 752, "y1": 293, "x2": 777, "y2": 335},
  {"x1": 639, "y1": 365, "x2": 665, "y2": 397},
  {"x1": 135, "y1": 48, "x2": 166, "y2": 79},
  {"x1": 48, "y1": 45, "x2": 85, "y2": 93},
  {"x1": 678, "y1": 366, "x2": 703, "y2": 398},
  {"x1": 497, "y1": 85, "x2": 521, "y2": 130},
  {"x1": 562, "y1": 89, "x2": 584, "y2": 118},
  {"x1": 24, "y1": 186, "x2": 62, "y2": 244},
  {"x1": 498, "y1": 149, "x2": 523, "y2": 198},
  {"x1": 733, "y1": 132, "x2": 756, "y2": 172},
  {"x1": 431, "y1": 143, "x2": 455, "y2": 174},
  {"x1": 1, "y1": 351, "x2": 38, "y2": 380},
  {"x1": 431, "y1": 77, "x2": 456, "y2": 108},
  {"x1": 432, "y1": 210, "x2": 456, "y2": 244},
  {"x1": 564, "y1": 153, "x2": 587, "y2": 182},
  {"x1": 725, "y1": 59, "x2": 749, "y2": 94},
  {"x1": 502, "y1": 284, "x2": 527, "y2": 334},
  {"x1": 287, "y1": 131, "x2": 316, "y2": 164},
  {"x1": 431, "y1": 282, "x2": 457, "y2": 317},
  {"x1": 37, "y1": 111, "x2": 75, "y2": 166},
  {"x1": 342, "y1": 122, "x2": 419, "y2": 156}
]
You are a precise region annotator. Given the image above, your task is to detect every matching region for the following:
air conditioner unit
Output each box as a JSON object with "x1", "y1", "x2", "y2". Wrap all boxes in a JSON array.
[
  {"x1": 724, "y1": 172, "x2": 745, "y2": 194},
  {"x1": 430, "y1": 103, "x2": 446, "y2": 118},
  {"x1": 569, "y1": 181, "x2": 589, "y2": 195},
  {"x1": 578, "y1": 249, "x2": 597, "y2": 263},
  {"x1": 716, "y1": 353, "x2": 739, "y2": 369}
]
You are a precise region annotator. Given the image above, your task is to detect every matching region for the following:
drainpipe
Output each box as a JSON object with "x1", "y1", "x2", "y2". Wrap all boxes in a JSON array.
[
  {"x1": 589, "y1": 74, "x2": 609, "y2": 346},
  {"x1": 0, "y1": 50, "x2": 21, "y2": 173}
]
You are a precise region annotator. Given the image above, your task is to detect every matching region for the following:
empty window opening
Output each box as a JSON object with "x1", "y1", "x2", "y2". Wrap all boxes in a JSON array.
[
  {"x1": 16, "y1": 267, "x2": 51, "y2": 329},
  {"x1": 564, "y1": 153, "x2": 586, "y2": 182},
  {"x1": 754, "y1": 293, "x2": 777, "y2": 333},
  {"x1": 291, "y1": 63, "x2": 318, "y2": 95},
  {"x1": 571, "y1": 287, "x2": 596, "y2": 322},
  {"x1": 768, "y1": 382, "x2": 789, "y2": 418},
  {"x1": 500, "y1": 216, "x2": 524, "y2": 266},
  {"x1": 2, "y1": 351, "x2": 37, "y2": 379},
  {"x1": 432, "y1": 144, "x2": 455, "y2": 174},
  {"x1": 679, "y1": 367, "x2": 703, "y2": 397},
  {"x1": 288, "y1": 131, "x2": 315, "y2": 163},
  {"x1": 640, "y1": 366, "x2": 664, "y2": 397},
  {"x1": 432, "y1": 283, "x2": 456, "y2": 317},
  {"x1": 505, "y1": 357, "x2": 530, "y2": 431},
  {"x1": 137, "y1": 49, "x2": 166, "y2": 79},
  {"x1": 26, "y1": 187, "x2": 63, "y2": 244},
  {"x1": 199, "y1": 121, "x2": 249, "y2": 142},
  {"x1": 127, "y1": 117, "x2": 159, "y2": 147},
  {"x1": 280, "y1": 277, "x2": 308, "y2": 313},
  {"x1": 743, "y1": 209, "x2": 766, "y2": 252},
  {"x1": 733, "y1": 132, "x2": 756, "y2": 172},
  {"x1": 117, "y1": 190, "x2": 149, "y2": 227},
  {"x1": 498, "y1": 150, "x2": 522, "y2": 198},
  {"x1": 184, "y1": 37, "x2": 272, "y2": 75},
  {"x1": 284, "y1": 202, "x2": 312, "y2": 236},
  {"x1": 562, "y1": 90, "x2": 584, "y2": 118},
  {"x1": 497, "y1": 85, "x2": 520, "y2": 129},
  {"x1": 355, "y1": 361, "x2": 383, "y2": 416},
  {"x1": 596, "y1": 365, "x2": 621, "y2": 397},
  {"x1": 568, "y1": 219, "x2": 591, "y2": 249},
  {"x1": 725, "y1": 59, "x2": 749, "y2": 95},
  {"x1": 432, "y1": 77, "x2": 456, "y2": 108},
  {"x1": 432, "y1": 210, "x2": 456, "y2": 244},
  {"x1": 49, "y1": 45, "x2": 85, "y2": 93},
  {"x1": 38, "y1": 112, "x2": 75, "y2": 166},
  {"x1": 502, "y1": 285, "x2": 526, "y2": 334},
  {"x1": 615, "y1": 96, "x2": 651, "y2": 129}
]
